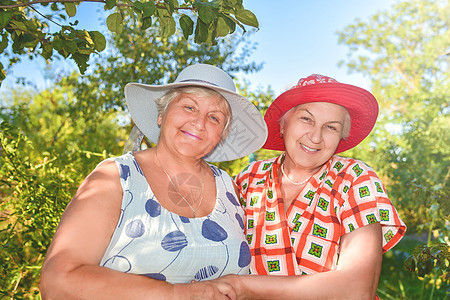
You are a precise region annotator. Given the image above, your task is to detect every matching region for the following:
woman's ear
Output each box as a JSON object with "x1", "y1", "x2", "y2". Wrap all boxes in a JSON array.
[{"x1": 157, "y1": 114, "x2": 162, "y2": 128}]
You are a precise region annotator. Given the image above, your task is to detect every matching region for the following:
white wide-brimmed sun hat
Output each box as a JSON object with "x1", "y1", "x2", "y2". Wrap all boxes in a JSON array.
[{"x1": 124, "y1": 64, "x2": 268, "y2": 162}]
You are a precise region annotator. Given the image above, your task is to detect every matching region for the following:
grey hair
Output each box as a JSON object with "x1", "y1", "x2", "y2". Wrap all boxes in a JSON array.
[
  {"x1": 278, "y1": 104, "x2": 351, "y2": 140},
  {"x1": 155, "y1": 86, "x2": 232, "y2": 141}
]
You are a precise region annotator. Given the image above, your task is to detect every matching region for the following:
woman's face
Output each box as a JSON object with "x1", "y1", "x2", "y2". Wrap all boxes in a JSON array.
[
  {"x1": 158, "y1": 92, "x2": 229, "y2": 159},
  {"x1": 281, "y1": 102, "x2": 348, "y2": 172}
]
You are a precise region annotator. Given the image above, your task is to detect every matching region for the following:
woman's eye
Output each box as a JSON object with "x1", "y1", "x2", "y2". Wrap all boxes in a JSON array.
[
  {"x1": 209, "y1": 115, "x2": 220, "y2": 123},
  {"x1": 327, "y1": 125, "x2": 337, "y2": 131},
  {"x1": 184, "y1": 105, "x2": 194, "y2": 111},
  {"x1": 300, "y1": 116, "x2": 311, "y2": 122}
]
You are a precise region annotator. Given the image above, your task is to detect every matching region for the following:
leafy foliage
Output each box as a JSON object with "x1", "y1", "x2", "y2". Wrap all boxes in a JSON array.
[
  {"x1": 0, "y1": 0, "x2": 258, "y2": 84},
  {"x1": 338, "y1": 0, "x2": 449, "y2": 296},
  {"x1": 405, "y1": 244, "x2": 449, "y2": 278},
  {"x1": 0, "y1": 85, "x2": 126, "y2": 298}
]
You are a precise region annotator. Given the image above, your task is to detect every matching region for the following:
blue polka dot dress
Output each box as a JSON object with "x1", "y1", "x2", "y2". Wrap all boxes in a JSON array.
[{"x1": 99, "y1": 152, "x2": 251, "y2": 283}]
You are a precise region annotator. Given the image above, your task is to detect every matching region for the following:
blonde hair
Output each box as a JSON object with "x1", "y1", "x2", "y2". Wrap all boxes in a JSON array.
[{"x1": 155, "y1": 86, "x2": 232, "y2": 141}]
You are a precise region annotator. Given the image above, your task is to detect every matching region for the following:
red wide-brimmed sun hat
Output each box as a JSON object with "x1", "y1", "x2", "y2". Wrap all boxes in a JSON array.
[{"x1": 263, "y1": 74, "x2": 379, "y2": 154}]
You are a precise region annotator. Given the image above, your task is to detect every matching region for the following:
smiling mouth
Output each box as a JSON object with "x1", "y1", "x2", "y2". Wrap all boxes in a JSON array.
[
  {"x1": 181, "y1": 130, "x2": 201, "y2": 140},
  {"x1": 301, "y1": 143, "x2": 319, "y2": 152}
]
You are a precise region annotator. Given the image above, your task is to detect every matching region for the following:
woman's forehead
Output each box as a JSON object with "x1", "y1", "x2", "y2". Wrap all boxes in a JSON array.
[
  {"x1": 290, "y1": 102, "x2": 348, "y2": 122},
  {"x1": 174, "y1": 92, "x2": 230, "y2": 115},
  {"x1": 294, "y1": 101, "x2": 346, "y2": 111}
]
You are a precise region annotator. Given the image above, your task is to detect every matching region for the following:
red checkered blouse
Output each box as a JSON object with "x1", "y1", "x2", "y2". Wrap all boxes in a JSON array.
[{"x1": 235, "y1": 154, "x2": 406, "y2": 276}]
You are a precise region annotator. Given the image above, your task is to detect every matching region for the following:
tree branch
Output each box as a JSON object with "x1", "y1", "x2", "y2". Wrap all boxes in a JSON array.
[
  {"x1": 0, "y1": 0, "x2": 110, "y2": 9},
  {"x1": 6, "y1": 26, "x2": 50, "y2": 43},
  {"x1": 0, "y1": 0, "x2": 195, "y2": 10},
  {"x1": 29, "y1": 4, "x2": 63, "y2": 27}
]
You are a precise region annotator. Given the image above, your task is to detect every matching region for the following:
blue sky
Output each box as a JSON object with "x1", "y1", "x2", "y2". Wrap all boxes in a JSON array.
[
  {"x1": 1, "y1": 0, "x2": 397, "y2": 95},
  {"x1": 241, "y1": 0, "x2": 397, "y2": 94}
]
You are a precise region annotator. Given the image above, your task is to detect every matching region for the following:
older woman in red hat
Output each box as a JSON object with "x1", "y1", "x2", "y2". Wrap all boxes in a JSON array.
[{"x1": 218, "y1": 74, "x2": 406, "y2": 299}]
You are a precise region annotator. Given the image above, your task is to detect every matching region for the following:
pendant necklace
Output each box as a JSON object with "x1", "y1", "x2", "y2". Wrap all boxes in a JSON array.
[
  {"x1": 155, "y1": 150, "x2": 205, "y2": 218},
  {"x1": 281, "y1": 163, "x2": 311, "y2": 185}
]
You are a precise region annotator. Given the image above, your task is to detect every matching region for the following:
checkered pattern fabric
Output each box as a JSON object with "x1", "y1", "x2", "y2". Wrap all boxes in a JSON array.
[{"x1": 235, "y1": 154, "x2": 406, "y2": 276}]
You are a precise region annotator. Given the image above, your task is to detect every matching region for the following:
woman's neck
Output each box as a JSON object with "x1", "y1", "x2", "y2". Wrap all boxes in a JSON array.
[
  {"x1": 281, "y1": 153, "x2": 321, "y2": 181},
  {"x1": 153, "y1": 146, "x2": 205, "y2": 174}
]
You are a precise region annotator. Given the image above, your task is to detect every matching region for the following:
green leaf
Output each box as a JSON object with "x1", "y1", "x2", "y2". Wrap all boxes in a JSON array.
[
  {"x1": 22, "y1": 33, "x2": 38, "y2": 48},
  {"x1": 141, "y1": 17, "x2": 152, "y2": 30},
  {"x1": 194, "y1": 18, "x2": 208, "y2": 43},
  {"x1": 235, "y1": 9, "x2": 258, "y2": 28},
  {"x1": 142, "y1": 1, "x2": 156, "y2": 17},
  {"x1": 106, "y1": 12, "x2": 123, "y2": 33},
  {"x1": 64, "y1": 2, "x2": 77, "y2": 18},
  {"x1": 0, "y1": 11, "x2": 12, "y2": 28},
  {"x1": 404, "y1": 255, "x2": 416, "y2": 272},
  {"x1": 11, "y1": 34, "x2": 24, "y2": 51},
  {"x1": 41, "y1": 43, "x2": 53, "y2": 60},
  {"x1": 166, "y1": 0, "x2": 179, "y2": 7},
  {"x1": 105, "y1": 0, "x2": 117, "y2": 10},
  {"x1": 89, "y1": 31, "x2": 106, "y2": 52},
  {"x1": 195, "y1": 0, "x2": 219, "y2": 24},
  {"x1": 10, "y1": 20, "x2": 27, "y2": 34},
  {"x1": 179, "y1": 14, "x2": 194, "y2": 40},
  {"x1": 133, "y1": 1, "x2": 156, "y2": 17},
  {"x1": 160, "y1": 16, "x2": 176, "y2": 37},
  {"x1": 216, "y1": 16, "x2": 229, "y2": 37},
  {"x1": 72, "y1": 53, "x2": 89, "y2": 74},
  {"x1": 0, "y1": 63, "x2": 5, "y2": 83},
  {"x1": 0, "y1": 34, "x2": 8, "y2": 53},
  {"x1": 62, "y1": 39, "x2": 78, "y2": 54},
  {"x1": 224, "y1": 0, "x2": 243, "y2": 10},
  {"x1": 220, "y1": 14, "x2": 236, "y2": 34},
  {"x1": 80, "y1": 30, "x2": 94, "y2": 45},
  {"x1": 50, "y1": 2, "x2": 59, "y2": 11}
]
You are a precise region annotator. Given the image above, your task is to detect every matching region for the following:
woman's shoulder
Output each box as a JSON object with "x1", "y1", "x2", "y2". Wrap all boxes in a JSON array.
[
  {"x1": 206, "y1": 163, "x2": 228, "y2": 177},
  {"x1": 239, "y1": 156, "x2": 278, "y2": 176},
  {"x1": 234, "y1": 156, "x2": 279, "y2": 189},
  {"x1": 331, "y1": 155, "x2": 376, "y2": 175},
  {"x1": 95, "y1": 152, "x2": 144, "y2": 182},
  {"x1": 105, "y1": 152, "x2": 135, "y2": 164}
]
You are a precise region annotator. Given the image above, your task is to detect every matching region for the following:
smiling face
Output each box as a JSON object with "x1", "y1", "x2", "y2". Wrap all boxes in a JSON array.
[
  {"x1": 157, "y1": 92, "x2": 230, "y2": 159},
  {"x1": 280, "y1": 102, "x2": 349, "y2": 172}
]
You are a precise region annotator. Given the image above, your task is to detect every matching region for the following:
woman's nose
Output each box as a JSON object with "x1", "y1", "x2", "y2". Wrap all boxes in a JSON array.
[
  {"x1": 191, "y1": 114, "x2": 206, "y2": 129},
  {"x1": 308, "y1": 126, "x2": 323, "y2": 143}
]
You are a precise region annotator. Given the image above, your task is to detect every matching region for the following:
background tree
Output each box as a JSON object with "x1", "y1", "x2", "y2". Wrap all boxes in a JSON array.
[
  {"x1": 0, "y1": 0, "x2": 258, "y2": 84},
  {"x1": 0, "y1": 85, "x2": 126, "y2": 299},
  {"x1": 338, "y1": 0, "x2": 449, "y2": 297}
]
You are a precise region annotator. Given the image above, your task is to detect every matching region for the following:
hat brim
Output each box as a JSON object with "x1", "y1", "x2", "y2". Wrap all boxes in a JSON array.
[
  {"x1": 125, "y1": 81, "x2": 268, "y2": 162},
  {"x1": 263, "y1": 83, "x2": 378, "y2": 153}
]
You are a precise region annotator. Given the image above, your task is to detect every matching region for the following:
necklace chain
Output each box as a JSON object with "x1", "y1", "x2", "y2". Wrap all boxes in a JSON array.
[
  {"x1": 155, "y1": 150, "x2": 204, "y2": 218},
  {"x1": 280, "y1": 163, "x2": 311, "y2": 185}
]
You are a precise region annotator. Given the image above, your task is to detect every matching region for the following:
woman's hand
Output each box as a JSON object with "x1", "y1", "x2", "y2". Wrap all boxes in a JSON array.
[
  {"x1": 178, "y1": 280, "x2": 237, "y2": 300},
  {"x1": 209, "y1": 275, "x2": 244, "y2": 299}
]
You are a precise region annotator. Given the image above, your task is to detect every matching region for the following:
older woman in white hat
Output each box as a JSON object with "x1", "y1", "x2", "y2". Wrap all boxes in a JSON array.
[
  {"x1": 40, "y1": 64, "x2": 268, "y2": 299},
  {"x1": 217, "y1": 74, "x2": 406, "y2": 299}
]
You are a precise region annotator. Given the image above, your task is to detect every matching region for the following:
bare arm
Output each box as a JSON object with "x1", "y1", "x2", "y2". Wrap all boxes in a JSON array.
[
  {"x1": 40, "y1": 161, "x2": 235, "y2": 300},
  {"x1": 217, "y1": 223, "x2": 383, "y2": 300}
]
